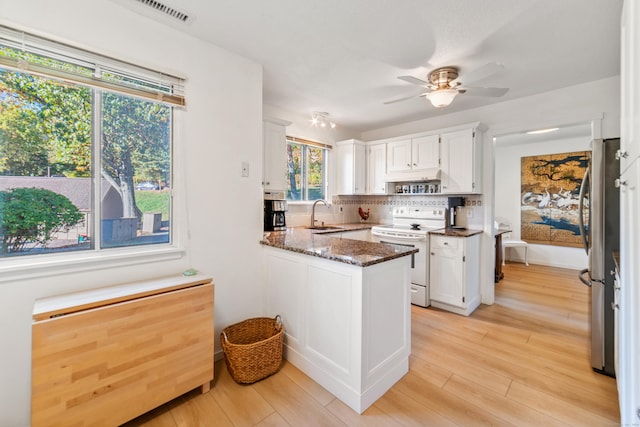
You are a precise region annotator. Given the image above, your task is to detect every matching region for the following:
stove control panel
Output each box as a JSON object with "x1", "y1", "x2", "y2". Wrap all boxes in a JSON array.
[{"x1": 392, "y1": 206, "x2": 445, "y2": 220}]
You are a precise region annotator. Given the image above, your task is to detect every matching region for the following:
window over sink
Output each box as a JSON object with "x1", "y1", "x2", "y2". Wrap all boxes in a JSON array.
[{"x1": 286, "y1": 137, "x2": 329, "y2": 201}]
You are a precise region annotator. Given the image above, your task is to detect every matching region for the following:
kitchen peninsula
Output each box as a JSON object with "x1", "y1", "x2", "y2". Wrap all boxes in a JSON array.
[{"x1": 260, "y1": 227, "x2": 417, "y2": 413}]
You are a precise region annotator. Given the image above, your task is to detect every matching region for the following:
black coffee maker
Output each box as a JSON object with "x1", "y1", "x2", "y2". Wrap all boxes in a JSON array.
[
  {"x1": 446, "y1": 196, "x2": 465, "y2": 229},
  {"x1": 264, "y1": 191, "x2": 287, "y2": 231}
]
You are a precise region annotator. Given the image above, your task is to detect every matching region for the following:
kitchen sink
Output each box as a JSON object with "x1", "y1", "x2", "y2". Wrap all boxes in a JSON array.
[{"x1": 306, "y1": 225, "x2": 344, "y2": 231}]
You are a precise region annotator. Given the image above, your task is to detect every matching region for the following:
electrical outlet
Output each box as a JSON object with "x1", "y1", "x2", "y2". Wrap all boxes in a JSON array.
[
  {"x1": 241, "y1": 161, "x2": 249, "y2": 177},
  {"x1": 467, "y1": 209, "x2": 473, "y2": 218}
]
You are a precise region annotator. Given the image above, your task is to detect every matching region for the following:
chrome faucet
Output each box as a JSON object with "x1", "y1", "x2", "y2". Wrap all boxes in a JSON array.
[{"x1": 311, "y1": 199, "x2": 330, "y2": 227}]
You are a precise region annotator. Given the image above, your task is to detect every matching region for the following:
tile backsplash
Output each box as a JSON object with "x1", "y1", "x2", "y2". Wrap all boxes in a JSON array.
[{"x1": 285, "y1": 194, "x2": 484, "y2": 229}]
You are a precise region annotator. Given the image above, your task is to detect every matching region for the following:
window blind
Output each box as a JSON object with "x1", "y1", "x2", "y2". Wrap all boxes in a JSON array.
[
  {"x1": 0, "y1": 24, "x2": 185, "y2": 107},
  {"x1": 286, "y1": 136, "x2": 332, "y2": 150}
]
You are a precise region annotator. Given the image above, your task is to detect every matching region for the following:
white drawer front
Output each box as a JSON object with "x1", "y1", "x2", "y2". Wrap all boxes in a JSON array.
[{"x1": 410, "y1": 283, "x2": 429, "y2": 307}]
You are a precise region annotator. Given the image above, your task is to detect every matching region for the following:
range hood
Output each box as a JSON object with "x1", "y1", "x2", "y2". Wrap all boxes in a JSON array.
[{"x1": 385, "y1": 168, "x2": 441, "y2": 183}]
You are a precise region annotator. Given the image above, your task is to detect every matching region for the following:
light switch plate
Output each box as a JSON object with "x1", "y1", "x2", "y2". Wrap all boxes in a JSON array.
[{"x1": 241, "y1": 161, "x2": 249, "y2": 177}]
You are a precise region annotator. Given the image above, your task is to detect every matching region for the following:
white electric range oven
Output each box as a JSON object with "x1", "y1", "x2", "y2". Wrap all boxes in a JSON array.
[{"x1": 371, "y1": 206, "x2": 445, "y2": 307}]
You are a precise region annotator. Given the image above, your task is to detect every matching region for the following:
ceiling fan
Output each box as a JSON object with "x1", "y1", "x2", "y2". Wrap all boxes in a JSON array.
[{"x1": 386, "y1": 62, "x2": 509, "y2": 108}]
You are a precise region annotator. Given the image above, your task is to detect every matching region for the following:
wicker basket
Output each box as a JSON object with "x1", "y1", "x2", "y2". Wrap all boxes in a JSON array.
[{"x1": 220, "y1": 315, "x2": 284, "y2": 384}]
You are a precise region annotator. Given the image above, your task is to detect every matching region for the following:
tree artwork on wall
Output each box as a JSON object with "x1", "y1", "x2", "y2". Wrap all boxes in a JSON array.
[{"x1": 520, "y1": 151, "x2": 590, "y2": 248}]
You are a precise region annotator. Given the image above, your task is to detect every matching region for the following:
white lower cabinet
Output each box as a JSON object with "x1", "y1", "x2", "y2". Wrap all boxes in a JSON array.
[
  {"x1": 264, "y1": 246, "x2": 411, "y2": 414},
  {"x1": 429, "y1": 233, "x2": 481, "y2": 316}
]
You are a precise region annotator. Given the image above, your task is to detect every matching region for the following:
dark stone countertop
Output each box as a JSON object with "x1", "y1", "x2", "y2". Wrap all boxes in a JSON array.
[
  {"x1": 429, "y1": 228, "x2": 483, "y2": 237},
  {"x1": 260, "y1": 223, "x2": 418, "y2": 267}
]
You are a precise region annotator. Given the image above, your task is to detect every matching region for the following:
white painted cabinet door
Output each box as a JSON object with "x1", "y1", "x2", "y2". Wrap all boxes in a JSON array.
[
  {"x1": 618, "y1": 3, "x2": 640, "y2": 423},
  {"x1": 368, "y1": 144, "x2": 387, "y2": 194},
  {"x1": 386, "y1": 139, "x2": 412, "y2": 173},
  {"x1": 620, "y1": 0, "x2": 640, "y2": 173},
  {"x1": 336, "y1": 140, "x2": 366, "y2": 195},
  {"x1": 412, "y1": 135, "x2": 439, "y2": 170},
  {"x1": 618, "y1": 157, "x2": 640, "y2": 424},
  {"x1": 440, "y1": 127, "x2": 477, "y2": 194},
  {"x1": 429, "y1": 236, "x2": 464, "y2": 307},
  {"x1": 263, "y1": 121, "x2": 287, "y2": 191}
]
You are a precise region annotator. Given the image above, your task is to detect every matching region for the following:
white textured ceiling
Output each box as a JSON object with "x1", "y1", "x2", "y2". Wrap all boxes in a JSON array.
[{"x1": 119, "y1": 0, "x2": 623, "y2": 133}]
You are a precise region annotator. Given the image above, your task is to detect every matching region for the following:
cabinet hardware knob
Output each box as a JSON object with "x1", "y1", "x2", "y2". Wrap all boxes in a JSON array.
[
  {"x1": 615, "y1": 178, "x2": 627, "y2": 188},
  {"x1": 407, "y1": 163, "x2": 411, "y2": 167}
]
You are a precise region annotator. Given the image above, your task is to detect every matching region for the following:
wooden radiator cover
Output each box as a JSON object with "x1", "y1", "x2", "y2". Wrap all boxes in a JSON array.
[{"x1": 31, "y1": 274, "x2": 214, "y2": 427}]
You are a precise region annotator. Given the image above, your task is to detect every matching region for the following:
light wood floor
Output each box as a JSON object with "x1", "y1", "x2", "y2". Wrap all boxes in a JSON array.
[{"x1": 123, "y1": 263, "x2": 620, "y2": 426}]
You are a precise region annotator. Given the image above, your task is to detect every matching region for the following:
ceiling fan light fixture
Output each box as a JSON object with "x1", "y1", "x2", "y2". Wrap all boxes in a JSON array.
[{"x1": 426, "y1": 89, "x2": 458, "y2": 108}]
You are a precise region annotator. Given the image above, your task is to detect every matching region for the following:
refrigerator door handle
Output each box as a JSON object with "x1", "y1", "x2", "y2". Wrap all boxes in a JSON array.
[
  {"x1": 578, "y1": 165, "x2": 590, "y2": 255},
  {"x1": 579, "y1": 268, "x2": 592, "y2": 287}
]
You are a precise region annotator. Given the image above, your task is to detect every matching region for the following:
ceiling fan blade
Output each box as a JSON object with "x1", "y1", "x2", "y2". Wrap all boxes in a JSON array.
[
  {"x1": 398, "y1": 75, "x2": 430, "y2": 87},
  {"x1": 450, "y1": 62, "x2": 504, "y2": 86},
  {"x1": 459, "y1": 86, "x2": 509, "y2": 97},
  {"x1": 384, "y1": 93, "x2": 427, "y2": 104}
]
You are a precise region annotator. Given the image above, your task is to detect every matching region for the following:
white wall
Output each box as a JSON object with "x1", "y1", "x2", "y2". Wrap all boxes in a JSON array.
[
  {"x1": 361, "y1": 77, "x2": 620, "y2": 304},
  {"x1": 0, "y1": 1, "x2": 264, "y2": 425},
  {"x1": 495, "y1": 136, "x2": 591, "y2": 269}
]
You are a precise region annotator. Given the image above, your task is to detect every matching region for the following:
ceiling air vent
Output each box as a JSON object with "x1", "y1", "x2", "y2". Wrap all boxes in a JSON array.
[
  {"x1": 134, "y1": 0, "x2": 190, "y2": 23},
  {"x1": 110, "y1": 0, "x2": 194, "y2": 25}
]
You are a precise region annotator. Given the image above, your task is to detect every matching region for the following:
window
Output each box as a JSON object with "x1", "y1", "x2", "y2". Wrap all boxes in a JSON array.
[
  {"x1": 0, "y1": 25, "x2": 184, "y2": 258},
  {"x1": 286, "y1": 137, "x2": 328, "y2": 201}
]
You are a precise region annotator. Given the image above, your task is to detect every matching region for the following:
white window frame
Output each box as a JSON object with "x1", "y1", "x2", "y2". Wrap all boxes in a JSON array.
[
  {"x1": 0, "y1": 25, "x2": 186, "y2": 282},
  {"x1": 285, "y1": 137, "x2": 330, "y2": 203}
]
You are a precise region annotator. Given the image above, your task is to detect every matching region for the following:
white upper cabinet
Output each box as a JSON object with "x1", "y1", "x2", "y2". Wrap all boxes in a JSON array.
[
  {"x1": 386, "y1": 139, "x2": 413, "y2": 173},
  {"x1": 412, "y1": 135, "x2": 440, "y2": 170},
  {"x1": 367, "y1": 143, "x2": 387, "y2": 194},
  {"x1": 336, "y1": 139, "x2": 366, "y2": 195},
  {"x1": 385, "y1": 135, "x2": 440, "y2": 182},
  {"x1": 386, "y1": 135, "x2": 439, "y2": 173},
  {"x1": 620, "y1": 0, "x2": 640, "y2": 173},
  {"x1": 440, "y1": 126, "x2": 483, "y2": 194},
  {"x1": 263, "y1": 120, "x2": 288, "y2": 191}
]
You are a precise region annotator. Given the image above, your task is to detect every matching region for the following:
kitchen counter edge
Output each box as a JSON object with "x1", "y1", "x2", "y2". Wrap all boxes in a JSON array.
[
  {"x1": 429, "y1": 228, "x2": 483, "y2": 237},
  {"x1": 260, "y1": 223, "x2": 418, "y2": 267}
]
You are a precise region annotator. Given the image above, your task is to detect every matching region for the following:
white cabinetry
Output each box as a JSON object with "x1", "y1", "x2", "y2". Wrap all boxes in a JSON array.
[
  {"x1": 336, "y1": 139, "x2": 366, "y2": 195},
  {"x1": 413, "y1": 135, "x2": 440, "y2": 170},
  {"x1": 387, "y1": 139, "x2": 412, "y2": 173},
  {"x1": 618, "y1": 3, "x2": 640, "y2": 423},
  {"x1": 620, "y1": 0, "x2": 640, "y2": 173},
  {"x1": 367, "y1": 143, "x2": 387, "y2": 194},
  {"x1": 619, "y1": 157, "x2": 640, "y2": 423},
  {"x1": 429, "y1": 233, "x2": 481, "y2": 316},
  {"x1": 263, "y1": 120, "x2": 288, "y2": 191},
  {"x1": 386, "y1": 135, "x2": 439, "y2": 176},
  {"x1": 264, "y1": 246, "x2": 411, "y2": 414},
  {"x1": 440, "y1": 127, "x2": 482, "y2": 194}
]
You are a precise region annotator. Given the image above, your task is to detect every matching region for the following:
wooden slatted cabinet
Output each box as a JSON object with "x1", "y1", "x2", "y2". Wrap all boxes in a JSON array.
[{"x1": 31, "y1": 274, "x2": 214, "y2": 427}]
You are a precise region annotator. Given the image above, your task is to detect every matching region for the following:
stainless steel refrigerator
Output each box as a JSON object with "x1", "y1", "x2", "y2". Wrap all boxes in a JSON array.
[{"x1": 578, "y1": 138, "x2": 620, "y2": 377}]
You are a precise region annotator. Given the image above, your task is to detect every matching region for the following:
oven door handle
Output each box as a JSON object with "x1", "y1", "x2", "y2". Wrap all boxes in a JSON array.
[{"x1": 371, "y1": 231, "x2": 426, "y2": 241}]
